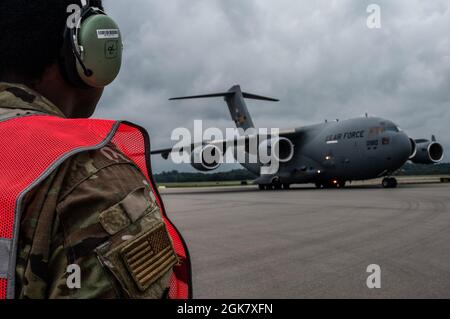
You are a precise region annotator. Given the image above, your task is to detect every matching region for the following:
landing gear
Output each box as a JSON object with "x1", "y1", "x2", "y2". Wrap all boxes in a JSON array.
[
  {"x1": 382, "y1": 177, "x2": 398, "y2": 189},
  {"x1": 259, "y1": 184, "x2": 275, "y2": 190},
  {"x1": 257, "y1": 181, "x2": 291, "y2": 191},
  {"x1": 274, "y1": 182, "x2": 282, "y2": 190},
  {"x1": 336, "y1": 180, "x2": 346, "y2": 188},
  {"x1": 315, "y1": 180, "x2": 346, "y2": 189},
  {"x1": 271, "y1": 177, "x2": 283, "y2": 190}
]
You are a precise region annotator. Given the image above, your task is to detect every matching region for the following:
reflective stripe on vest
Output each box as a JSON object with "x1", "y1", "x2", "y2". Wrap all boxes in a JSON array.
[{"x1": 0, "y1": 115, "x2": 192, "y2": 299}]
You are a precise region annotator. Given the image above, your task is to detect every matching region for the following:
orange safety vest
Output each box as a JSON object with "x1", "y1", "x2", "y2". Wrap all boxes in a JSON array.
[{"x1": 0, "y1": 115, "x2": 192, "y2": 299}]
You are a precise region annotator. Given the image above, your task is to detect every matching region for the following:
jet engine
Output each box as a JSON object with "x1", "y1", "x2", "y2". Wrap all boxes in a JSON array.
[
  {"x1": 258, "y1": 137, "x2": 294, "y2": 163},
  {"x1": 408, "y1": 138, "x2": 417, "y2": 159},
  {"x1": 410, "y1": 137, "x2": 444, "y2": 164},
  {"x1": 191, "y1": 144, "x2": 222, "y2": 171}
]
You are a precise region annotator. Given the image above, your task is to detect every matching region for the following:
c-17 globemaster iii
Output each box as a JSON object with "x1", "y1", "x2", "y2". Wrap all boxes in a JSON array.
[{"x1": 152, "y1": 85, "x2": 444, "y2": 190}]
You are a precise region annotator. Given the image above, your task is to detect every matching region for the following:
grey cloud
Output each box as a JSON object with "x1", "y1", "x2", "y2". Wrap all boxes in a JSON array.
[{"x1": 96, "y1": 0, "x2": 450, "y2": 172}]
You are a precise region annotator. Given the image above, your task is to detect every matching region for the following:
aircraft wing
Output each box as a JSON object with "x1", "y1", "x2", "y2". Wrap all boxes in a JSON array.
[{"x1": 151, "y1": 129, "x2": 300, "y2": 159}]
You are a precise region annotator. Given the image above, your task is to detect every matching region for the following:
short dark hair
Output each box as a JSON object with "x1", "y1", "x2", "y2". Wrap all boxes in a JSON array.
[{"x1": 0, "y1": 0, "x2": 103, "y2": 82}]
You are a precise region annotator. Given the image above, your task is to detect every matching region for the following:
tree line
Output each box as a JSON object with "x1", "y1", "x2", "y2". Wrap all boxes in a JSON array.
[{"x1": 154, "y1": 163, "x2": 450, "y2": 183}]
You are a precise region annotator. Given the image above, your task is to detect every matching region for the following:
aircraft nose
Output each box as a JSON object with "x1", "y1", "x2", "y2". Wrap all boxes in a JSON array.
[{"x1": 393, "y1": 132, "x2": 412, "y2": 164}]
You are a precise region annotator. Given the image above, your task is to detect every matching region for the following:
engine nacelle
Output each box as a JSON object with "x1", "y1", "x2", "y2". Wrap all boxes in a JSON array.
[
  {"x1": 408, "y1": 138, "x2": 417, "y2": 159},
  {"x1": 410, "y1": 140, "x2": 444, "y2": 164},
  {"x1": 258, "y1": 137, "x2": 294, "y2": 163},
  {"x1": 190, "y1": 145, "x2": 222, "y2": 171}
]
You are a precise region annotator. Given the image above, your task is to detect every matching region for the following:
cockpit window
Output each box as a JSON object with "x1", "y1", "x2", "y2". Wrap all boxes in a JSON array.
[
  {"x1": 368, "y1": 126, "x2": 385, "y2": 137},
  {"x1": 385, "y1": 125, "x2": 399, "y2": 132}
]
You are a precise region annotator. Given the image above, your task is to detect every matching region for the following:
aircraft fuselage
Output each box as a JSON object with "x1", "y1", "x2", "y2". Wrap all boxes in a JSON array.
[{"x1": 246, "y1": 116, "x2": 413, "y2": 185}]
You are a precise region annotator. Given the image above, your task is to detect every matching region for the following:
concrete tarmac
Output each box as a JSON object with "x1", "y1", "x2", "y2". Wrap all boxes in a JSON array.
[{"x1": 161, "y1": 183, "x2": 450, "y2": 298}]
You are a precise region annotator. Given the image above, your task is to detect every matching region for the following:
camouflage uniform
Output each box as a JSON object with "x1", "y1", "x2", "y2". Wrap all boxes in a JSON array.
[{"x1": 0, "y1": 82, "x2": 177, "y2": 299}]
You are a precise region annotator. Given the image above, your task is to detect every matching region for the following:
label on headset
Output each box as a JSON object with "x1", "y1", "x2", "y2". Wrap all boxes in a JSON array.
[{"x1": 97, "y1": 29, "x2": 120, "y2": 39}]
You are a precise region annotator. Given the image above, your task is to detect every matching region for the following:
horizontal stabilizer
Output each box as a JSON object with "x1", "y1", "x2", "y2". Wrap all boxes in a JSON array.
[
  {"x1": 170, "y1": 90, "x2": 279, "y2": 102},
  {"x1": 242, "y1": 92, "x2": 279, "y2": 102},
  {"x1": 169, "y1": 92, "x2": 234, "y2": 100},
  {"x1": 169, "y1": 85, "x2": 278, "y2": 130}
]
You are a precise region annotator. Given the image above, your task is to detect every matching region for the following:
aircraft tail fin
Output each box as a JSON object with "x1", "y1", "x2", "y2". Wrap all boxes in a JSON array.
[{"x1": 170, "y1": 85, "x2": 279, "y2": 130}]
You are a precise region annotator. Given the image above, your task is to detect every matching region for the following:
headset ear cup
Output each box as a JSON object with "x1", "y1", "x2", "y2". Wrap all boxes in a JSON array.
[
  {"x1": 60, "y1": 7, "x2": 123, "y2": 89},
  {"x1": 76, "y1": 14, "x2": 123, "y2": 87}
]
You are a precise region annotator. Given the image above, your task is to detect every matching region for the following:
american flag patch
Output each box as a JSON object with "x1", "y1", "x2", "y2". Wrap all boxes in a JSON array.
[{"x1": 121, "y1": 223, "x2": 178, "y2": 291}]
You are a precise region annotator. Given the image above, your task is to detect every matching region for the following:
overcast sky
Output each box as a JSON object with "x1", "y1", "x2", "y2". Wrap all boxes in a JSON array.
[{"x1": 95, "y1": 0, "x2": 450, "y2": 173}]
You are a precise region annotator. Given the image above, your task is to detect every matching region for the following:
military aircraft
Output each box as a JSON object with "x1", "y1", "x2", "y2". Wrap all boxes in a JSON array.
[{"x1": 151, "y1": 85, "x2": 444, "y2": 190}]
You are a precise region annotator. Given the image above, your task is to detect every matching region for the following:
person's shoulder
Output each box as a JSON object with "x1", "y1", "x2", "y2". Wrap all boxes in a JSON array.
[
  {"x1": 58, "y1": 142, "x2": 145, "y2": 203},
  {"x1": 47, "y1": 143, "x2": 174, "y2": 299}
]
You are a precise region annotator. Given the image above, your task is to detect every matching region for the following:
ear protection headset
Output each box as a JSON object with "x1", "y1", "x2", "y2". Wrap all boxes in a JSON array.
[{"x1": 60, "y1": 1, "x2": 123, "y2": 88}]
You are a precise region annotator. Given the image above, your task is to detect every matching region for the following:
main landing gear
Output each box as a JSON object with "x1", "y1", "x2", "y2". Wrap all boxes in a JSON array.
[
  {"x1": 315, "y1": 180, "x2": 346, "y2": 189},
  {"x1": 258, "y1": 184, "x2": 291, "y2": 191},
  {"x1": 258, "y1": 181, "x2": 291, "y2": 191},
  {"x1": 382, "y1": 177, "x2": 398, "y2": 188}
]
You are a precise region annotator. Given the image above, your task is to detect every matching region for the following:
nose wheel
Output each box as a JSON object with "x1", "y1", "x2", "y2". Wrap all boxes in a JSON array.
[{"x1": 382, "y1": 177, "x2": 398, "y2": 188}]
